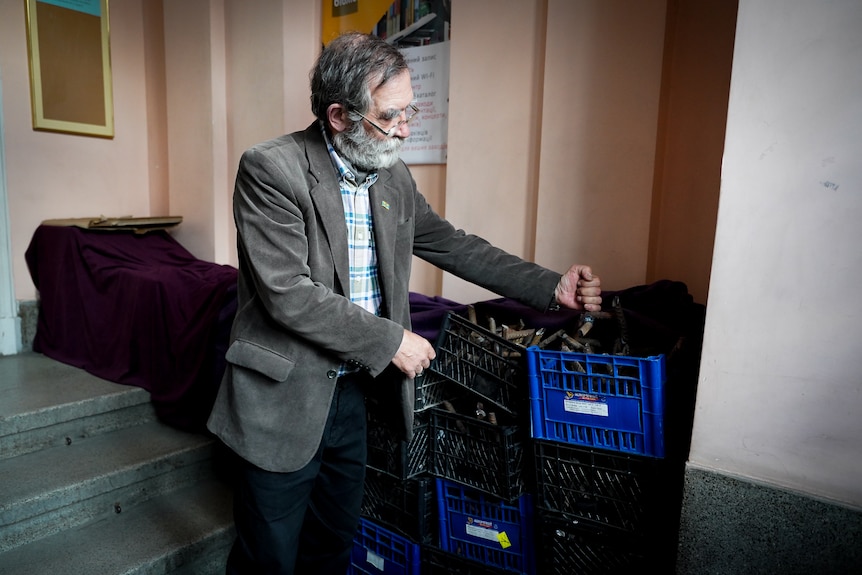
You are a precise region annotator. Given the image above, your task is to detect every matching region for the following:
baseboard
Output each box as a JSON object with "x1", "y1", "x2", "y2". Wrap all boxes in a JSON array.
[
  {"x1": 675, "y1": 464, "x2": 862, "y2": 574},
  {"x1": 18, "y1": 299, "x2": 38, "y2": 353},
  {"x1": 0, "y1": 315, "x2": 20, "y2": 355}
]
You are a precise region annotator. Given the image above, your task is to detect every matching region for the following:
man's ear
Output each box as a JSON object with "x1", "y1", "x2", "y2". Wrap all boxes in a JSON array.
[{"x1": 327, "y1": 104, "x2": 349, "y2": 133}]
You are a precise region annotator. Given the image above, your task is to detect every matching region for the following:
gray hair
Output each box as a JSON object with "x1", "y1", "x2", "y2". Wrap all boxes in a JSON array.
[{"x1": 310, "y1": 32, "x2": 409, "y2": 123}]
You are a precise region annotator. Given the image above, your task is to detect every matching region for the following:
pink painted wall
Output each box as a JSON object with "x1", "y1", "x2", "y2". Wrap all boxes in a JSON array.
[
  {"x1": 534, "y1": 0, "x2": 666, "y2": 296},
  {"x1": 1, "y1": 0, "x2": 154, "y2": 302},
  {"x1": 5, "y1": 0, "x2": 859, "y2": 516},
  {"x1": 2, "y1": 0, "x2": 701, "y2": 305}
]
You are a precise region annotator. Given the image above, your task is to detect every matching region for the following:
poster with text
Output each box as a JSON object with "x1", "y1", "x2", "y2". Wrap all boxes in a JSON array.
[{"x1": 322, "y1": 0, "x2": 451, "y2": 165}]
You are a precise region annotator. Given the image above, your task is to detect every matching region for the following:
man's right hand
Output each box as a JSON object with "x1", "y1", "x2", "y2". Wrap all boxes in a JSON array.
[{"x1": 392, "y1": 329, "x2": 436, "y2": 378}]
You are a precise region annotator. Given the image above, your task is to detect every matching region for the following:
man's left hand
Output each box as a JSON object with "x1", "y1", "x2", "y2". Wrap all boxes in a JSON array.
[{"x1": 554, "y1": 265, "x2": 602, "y2": 312}]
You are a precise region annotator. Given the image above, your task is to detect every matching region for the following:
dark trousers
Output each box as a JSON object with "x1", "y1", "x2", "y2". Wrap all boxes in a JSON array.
[{"x1": 225, "y1": 374, "x2": 368, "y2": 575}]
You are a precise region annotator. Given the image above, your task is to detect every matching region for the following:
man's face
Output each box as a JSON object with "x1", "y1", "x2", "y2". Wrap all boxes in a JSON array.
[{"x1": 333, "y1": 70, "x2": 414, "y2": 171}]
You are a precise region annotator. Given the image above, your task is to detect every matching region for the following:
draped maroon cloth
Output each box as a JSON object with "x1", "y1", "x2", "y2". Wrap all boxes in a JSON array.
[
  {"x1": 24, "y1": 223, "x2": 703, "y2": 439},
  {"x1": 25, "y1": 225, "x2": 238, "y2": 431}
]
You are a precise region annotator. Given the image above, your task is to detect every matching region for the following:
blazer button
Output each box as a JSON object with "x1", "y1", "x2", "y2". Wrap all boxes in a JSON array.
[{"x1": 326, "y1": 369, "x2": 338, "y2": 379}]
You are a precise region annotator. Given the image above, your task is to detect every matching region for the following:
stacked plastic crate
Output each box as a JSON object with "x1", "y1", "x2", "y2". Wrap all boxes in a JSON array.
[
  {"x1": 357, "y1": 311, "x2": 537, "y2": 575},
  {"x1": 527, "y1": 344, "x2": 677, "y2": 573},
  {"x1": 420, "y1": 313, "x2": 536, "y2": 575},
  {"x1": 354, "y1": 357, "x2": 438, "y2": 574},
  {"x1": 355, "y1": 304, "x2": 683, "y2": 574}
]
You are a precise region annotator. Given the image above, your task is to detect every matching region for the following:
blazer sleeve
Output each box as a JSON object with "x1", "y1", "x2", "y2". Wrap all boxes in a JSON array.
[{"x1": 408, "y1": 183, "x2": 562, "y2": 311}]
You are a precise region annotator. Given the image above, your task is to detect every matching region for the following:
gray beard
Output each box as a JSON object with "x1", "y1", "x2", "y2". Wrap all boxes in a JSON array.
[{"x1": 333, "y1": 120, "x2": 403, "y2": 171}]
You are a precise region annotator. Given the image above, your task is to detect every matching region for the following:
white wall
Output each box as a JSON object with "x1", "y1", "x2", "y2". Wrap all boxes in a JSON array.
[
  {"x1": 0, "y1": 70, "x2": 21, "y2": 355},
  {"x1": 689, "y1": 0, "x2": 862, "y2": 507}
]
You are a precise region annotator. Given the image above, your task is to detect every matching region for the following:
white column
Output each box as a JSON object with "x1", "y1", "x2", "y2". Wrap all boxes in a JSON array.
[{"x1": 0, "y1": 69, "x2": 21, "y2": 355}]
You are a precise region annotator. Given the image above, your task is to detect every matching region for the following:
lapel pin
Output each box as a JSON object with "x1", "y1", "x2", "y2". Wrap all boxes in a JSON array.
[{"x1": 381, "y1": 200, "x2": 390, "y2": 210}]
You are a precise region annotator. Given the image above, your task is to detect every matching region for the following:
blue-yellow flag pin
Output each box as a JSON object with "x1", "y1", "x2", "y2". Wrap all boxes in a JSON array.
[{"x1": 381, "y1": 200, "x2": 390, "y2": 210}]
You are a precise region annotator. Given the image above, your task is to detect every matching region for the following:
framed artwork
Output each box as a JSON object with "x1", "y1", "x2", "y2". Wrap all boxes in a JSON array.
[{"x1": 24, "y1": 0, "x2": 114, "y2": 138}]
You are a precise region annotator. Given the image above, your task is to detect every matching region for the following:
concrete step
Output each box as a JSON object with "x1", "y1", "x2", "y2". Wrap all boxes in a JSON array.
[
  {"x1": 0, "y1": 478, "x2": 234, "y2": 575},
  {"x1": 0, "y1": 420, "x2": 218, "y2": 554},
  {"x1": 0, "y1": 353, "x2": 156, "y2": 461}
]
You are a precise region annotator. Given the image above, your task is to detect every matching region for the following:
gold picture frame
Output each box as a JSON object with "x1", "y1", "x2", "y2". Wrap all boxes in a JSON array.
[{"x1": 24, "y1": 0, "x2": 114, "y2": 138}]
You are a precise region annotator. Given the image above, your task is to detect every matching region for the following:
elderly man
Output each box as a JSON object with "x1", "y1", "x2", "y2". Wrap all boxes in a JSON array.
[{"x1": 207, "y1": 31, "x2": 602, "y2": 574}]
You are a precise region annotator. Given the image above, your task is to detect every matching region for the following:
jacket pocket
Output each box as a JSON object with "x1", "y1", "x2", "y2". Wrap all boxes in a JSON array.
[{"x1": 225, "y1": 339, "x2": 294, "y2": 382}]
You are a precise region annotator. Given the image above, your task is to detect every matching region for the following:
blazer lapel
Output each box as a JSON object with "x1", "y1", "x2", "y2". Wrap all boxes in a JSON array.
[
  {"x1": 370, "y1": 169, "x2": 398, "y2": 315},
  {"x1": 306, "y1": 125, "x2": 350, "y2": 296}
]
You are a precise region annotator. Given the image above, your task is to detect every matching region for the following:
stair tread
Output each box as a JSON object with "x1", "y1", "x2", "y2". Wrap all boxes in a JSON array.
[
  {"x1": 0, "y1": 478, "x2": 234, "y2": 575},
  {"x1": 0, "y1": 353, "x2": 150, "y2": 436},
  {"x1": 0, "y1": 353, "x2": 233, "y2": 573},
  {"x1": 0, "y1": 420, "x2": 214, "y2": 520}
]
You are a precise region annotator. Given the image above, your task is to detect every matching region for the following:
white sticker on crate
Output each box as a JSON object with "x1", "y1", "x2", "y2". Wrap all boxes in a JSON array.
[
  {"x1": 465, "y1": 518, "x2": 501, "y2": 542},
  {"x1": 563, "y1": 393, "x2": 609, "y2": 417},
  {"x1": 366, "y1": 549, "x2": 385, "y2": 571}
]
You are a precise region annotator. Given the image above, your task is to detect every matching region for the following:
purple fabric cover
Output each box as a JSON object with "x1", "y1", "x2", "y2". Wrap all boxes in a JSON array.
[
  {"x1": 409, "y1": 281, "x2": 704, "y2": 361},
  {"x1": 24, "y1": 224, "x2": 702, "y2": 435},
  {"x1": 25, "y1": 225, "x2": 238, "y2": 431},
  {"x1": 407, "y1": 292, "x2": 469, "y2": 341},
  {"x1": 408, "y1": 292, "x2": 584, "y2": 345}
]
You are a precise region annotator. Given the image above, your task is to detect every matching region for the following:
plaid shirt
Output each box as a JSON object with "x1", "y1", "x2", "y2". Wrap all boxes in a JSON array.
[{"x1": 322, "y1": 126, "x2": 383, "y2": 374}]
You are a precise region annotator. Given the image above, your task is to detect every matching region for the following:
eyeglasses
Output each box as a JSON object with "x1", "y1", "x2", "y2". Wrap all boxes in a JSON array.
[{"x1": 353, "y1": 103, "x2": 420, "y2": 137}]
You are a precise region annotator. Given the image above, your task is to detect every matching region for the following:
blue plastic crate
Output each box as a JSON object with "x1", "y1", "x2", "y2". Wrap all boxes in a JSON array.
[
  {"x1": 436, "y1": 479, "x2": 535, "y2": 575},
  {"x1": 527, "y1": 347, "x2": 666, "y2": 457},
  {"x1": 350, "y1": 518, "x2": 421, "y2": 575}
]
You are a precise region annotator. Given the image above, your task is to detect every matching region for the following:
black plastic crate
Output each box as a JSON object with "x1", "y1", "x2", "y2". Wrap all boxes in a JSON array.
[
  {"x1": 367, "y1": 401, "x2": 429, "y2": 480},
  {"x1": 420, "y1": 545, "x2": 515, "y2": 575},
  {"x1": 535, "y1": 507, "x2": 660, "y2": 574},
  {"x1": 414, "y1": 370, "x2": 452, "y2": 412},
  {"x1": 428, "y1": 402, "x2": 529, "y2": 502},
  {"x1": 361, "y1": 470, "x2": 437, "y2": 546},
  {"x1": 428, "y1": 312, "x2": 527, "y2": 417},
  {"x1": 533, "y1": 439, "x2": 674, "y2": 537}
]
